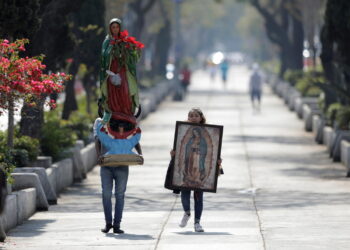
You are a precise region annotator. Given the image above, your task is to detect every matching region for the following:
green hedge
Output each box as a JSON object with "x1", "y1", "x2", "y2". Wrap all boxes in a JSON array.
[
  {"x1": 40, "y1": 112, "x2": 77, "y2": 162},
  {"x1": 284, "y1": 69, "x2": 304, "y2": 86},
  {"x1": 295, "y1": 70, "x2": 324, "y2": 97}
]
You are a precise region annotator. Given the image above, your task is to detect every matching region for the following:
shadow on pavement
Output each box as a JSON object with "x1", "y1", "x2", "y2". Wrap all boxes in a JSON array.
[
  {"x1": 105, "y1": 233, "x2": 154, "y2": 240},
  {"x1": 280, "y1": 166, "x2": 346, "y2": 179},
  {"x1": 175, "y1": 231, "x2": 232, "y2": 235},
  {"x1": 227, "y1": 135, "x2": 311, "y2": 145},
  {"x1": 189, "y1": 89, "x2": 274, "y2": 97},
  {"x1": 8, "y1": 219, "x2": 55, "y2": 237},
  {"x1": 255, "y1": 190, "x2": 350, "y2": 209},
  {"x1": 190, "y1": 188, "x2": 350, "y2": 211}
]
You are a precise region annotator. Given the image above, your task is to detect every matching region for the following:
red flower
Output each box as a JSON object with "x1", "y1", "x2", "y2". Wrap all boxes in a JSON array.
[
  {"x1": 112, "y1": 29, "x2": 144, "y2": 50},
  {"x1": 120, "y1": 30, "x2": 129, "y2": 39},
  {"x1": 126, "y1": 36, "x2": 136, "y2": 43},
  {"x1": 135, "y1": 41, "x2": 145, "y2": 49}
]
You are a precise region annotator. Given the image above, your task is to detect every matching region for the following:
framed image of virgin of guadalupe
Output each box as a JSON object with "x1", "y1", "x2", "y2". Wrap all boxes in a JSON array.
[{"x1": 171, "y1": 121, "x2": 223, "y2": 193}]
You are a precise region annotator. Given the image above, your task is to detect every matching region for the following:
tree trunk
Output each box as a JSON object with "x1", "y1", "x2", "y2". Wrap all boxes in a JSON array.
[
  {"x1": 251, "y1": 0, "x2": 304, "y2": 77},
  {"x1": 290, "y1": 14, "x2": 304, "y2": 70},
  {"x1": 62, "y1": 61, "x2": 79, "y2": 120},
  {"x1": 320, "y1": 26, "x2": 334, "y2": 84},
  {"x1": 19, "y1": 98, "x2": 44, "y2": 139},
  {"x1": 129, "y1": 0, "x2": 156, "y2": 39},
  {"x1": 83, "y1": 74, "x2": 93, "y2": 114},
  {"x1": 7, "y1": 99, "x2": 14, "y2": 148},
  {"x1": 279, "y1": 47, "x2": 288, "y2": 78},
  {"x1": 151, "y1": 19, "x2": 171, "y2": 77}
]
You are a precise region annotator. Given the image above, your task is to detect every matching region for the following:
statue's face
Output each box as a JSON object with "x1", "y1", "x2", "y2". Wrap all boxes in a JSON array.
[{"x1": 110, "y1": 23, "x2": 120, "y2": 37}]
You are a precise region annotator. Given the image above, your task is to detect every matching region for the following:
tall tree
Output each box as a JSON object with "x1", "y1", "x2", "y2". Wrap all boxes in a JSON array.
[
  {"x1": 150, "y1": 0, "x2": 172, "y2": 77},
  {"x1": 68, "y1": 0, "x2": 106, "y2": 114},
  {"x1": 0, "y1": 0, "x2": 41, "y2": 41},
  {"x1": 0, "y1": 0, "x2": 41, "y2": 143},
  {"x1": 237, "y1": 5, "x2": 275, "y2": 62},
  {"x1": 301, "y1": 0, "x2": 325, "y2": 68},
  {"x1": 247, "y1": 0, "x2": 304, "y2": 77},
  {"x1": 128, "y1": 0, "x2": 157, "y2": 39},
  {"x1": 320, "y1": 0, "x2": 350, "y2": 109},
  {"x1": 19, "y1": 0, "x2": 85, "y2": 130},
  {"x1": 0, "y1": 39, "x2": 68, "y2": 147}
]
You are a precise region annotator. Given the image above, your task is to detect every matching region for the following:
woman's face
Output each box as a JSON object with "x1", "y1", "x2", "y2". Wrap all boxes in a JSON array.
[
  {"x1": 193, "y1": 129, "x2": 200, "y2": 137},
  {"x1": 110, "y1": 23, "x2": 120, "y2": 37},
  {"x1": 188, "y1": 111, "x2": 201, "y2": 124}
]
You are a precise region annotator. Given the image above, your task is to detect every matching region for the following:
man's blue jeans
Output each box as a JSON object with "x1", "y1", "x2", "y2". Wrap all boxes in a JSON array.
[
  {"x1": 181, "y1": 190, "x2": 203, "y2": 223},
  {"x1": 100, "y1": 166, "x2": 129, "y2": 227}
]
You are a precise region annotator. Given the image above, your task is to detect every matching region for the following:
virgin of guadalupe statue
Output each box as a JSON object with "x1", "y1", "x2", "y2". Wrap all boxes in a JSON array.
[
  {"x1": 184, "y1": 127, "x2": 207, "y2": 182},
  {"x1": 99, "y1": 18, "x2": 144, "y2": 139}
]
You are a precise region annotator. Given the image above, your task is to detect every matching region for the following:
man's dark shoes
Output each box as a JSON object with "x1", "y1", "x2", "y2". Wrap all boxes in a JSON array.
[
  {"x1": 113, "y1": 226, "x2": 124, "y2": 234},
  {"x1": 101, "y1": 223, "x2": 113, "y2": 233}
]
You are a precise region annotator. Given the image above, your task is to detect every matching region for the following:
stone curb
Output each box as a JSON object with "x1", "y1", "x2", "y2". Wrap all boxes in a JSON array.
[
  {"x1": 302, "y1": 104, "x2": 322, "y2": 132},
  {"x1": 266, "y1": 72, "x2": 350, "y2": 176},
  {"x1": 331, "y1": 130, "x2": 350, "y2": 162},
  {"x1": 52, "y1": 158, "x2": 74, "y2": 194},
  {"x1": 341, "y1": 140, "x2": 350, "y2": 176},
  {"x1": 70, "y1": 140, "x2": 86, "y2": 182},
  {"x1": 11, "y1": 173, "x2": 49, "y2": 211},
  {"x1": 13, "y1": 167, "x2": 57, "y2": 204},
  {"x1": 0, "y1": 188, "x2": 36, "y2": 242}
]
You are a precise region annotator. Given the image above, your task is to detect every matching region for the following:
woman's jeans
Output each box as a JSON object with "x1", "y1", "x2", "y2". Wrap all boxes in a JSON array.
[
  {"x1": 100, "y1": 166, "x2": 129, "y2": 227},
  {"x1": 181, "y1": 190, "x2": 203, "y2": 223}
]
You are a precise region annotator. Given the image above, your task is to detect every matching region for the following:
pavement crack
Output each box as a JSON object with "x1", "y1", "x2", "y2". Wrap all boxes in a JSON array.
[
  {"x1": 153, "y1": 195, "x2": 178, "y2": 250},
  {"x1": 237, "y1": 100, "x2": 267, "y2": 250}
]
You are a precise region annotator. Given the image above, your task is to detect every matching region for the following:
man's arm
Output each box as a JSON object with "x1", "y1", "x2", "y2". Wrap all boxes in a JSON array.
[
  {"x1": 94, "y1": 138, "x2": 103, "y2": 164},
  {"x1": 135, "y1": 143, "x2": 142, "y2": 155}
]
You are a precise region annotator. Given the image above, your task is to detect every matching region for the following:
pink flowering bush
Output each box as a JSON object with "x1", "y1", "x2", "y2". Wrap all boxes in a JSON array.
[
  {"x1": 0, "y1": 39, "x2": 71, "y2": 180},
  {"x1": 0, "y1": 38, "x2": 70, "y2": 113}
]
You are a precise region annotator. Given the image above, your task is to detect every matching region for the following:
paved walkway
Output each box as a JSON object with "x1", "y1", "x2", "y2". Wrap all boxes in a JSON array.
[{"x1": 3, "y1": 65, "x2": 350, "y2": 250}]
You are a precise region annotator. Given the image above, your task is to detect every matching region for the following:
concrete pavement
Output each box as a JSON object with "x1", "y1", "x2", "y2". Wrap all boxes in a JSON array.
[{"x1": 3, "y1": 65, "x2": 350, "y2": 250}]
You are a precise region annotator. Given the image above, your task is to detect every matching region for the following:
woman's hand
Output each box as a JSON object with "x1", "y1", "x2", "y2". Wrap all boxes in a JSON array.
[
  {"x1": 217, "y1": 158, "x2": 222, "y2": 166},
  {"x1": 170, "y1": 149, "x2": 175, "y2": 157},
  {"x1": 217, "y1": 158, "x2": 223, "y2": 176}
]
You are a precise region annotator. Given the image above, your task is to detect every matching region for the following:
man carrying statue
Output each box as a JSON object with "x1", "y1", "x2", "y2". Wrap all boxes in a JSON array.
[{"x1": 94, "y1": 18, "x2": 144, "y2": 234}]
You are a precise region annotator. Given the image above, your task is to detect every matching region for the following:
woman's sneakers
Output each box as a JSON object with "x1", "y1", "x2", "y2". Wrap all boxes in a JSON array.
[
  {"x1": 179, "y1": 213, "x2": 204, "y2": 232},
  {"x1": 194, "y1": 223, "x2": 204, "y2": 232},
  {"x1": 179, "y1": 213, "x2": 191, "y2": 227}
]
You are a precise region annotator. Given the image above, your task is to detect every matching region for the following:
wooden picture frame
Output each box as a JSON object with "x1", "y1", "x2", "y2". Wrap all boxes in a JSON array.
[{"x1": 170, "y1": 121, "x2": 223, "y2": 193}]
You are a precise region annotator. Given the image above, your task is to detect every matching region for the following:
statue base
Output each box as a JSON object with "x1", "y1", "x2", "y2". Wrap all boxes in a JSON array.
[{"x1": 100, "y1": 154, "x2": 144, "y2": 166}]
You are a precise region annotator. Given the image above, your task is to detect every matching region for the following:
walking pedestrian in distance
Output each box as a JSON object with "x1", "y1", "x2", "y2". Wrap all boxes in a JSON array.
[{"x1": 249, "y1": 63, "x2": 262, "y2": 111}]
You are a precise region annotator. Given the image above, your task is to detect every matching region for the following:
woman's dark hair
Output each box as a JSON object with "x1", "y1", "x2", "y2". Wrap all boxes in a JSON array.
[
  {"x1": 109, "y1": 118, "x2": 134, "y2": 132},
  {"x1": 188, "y1": 107, "x2": 206, "y2": 124}
]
